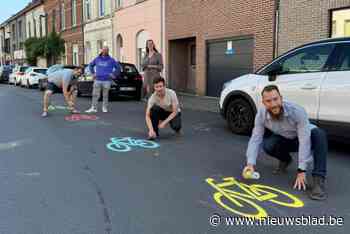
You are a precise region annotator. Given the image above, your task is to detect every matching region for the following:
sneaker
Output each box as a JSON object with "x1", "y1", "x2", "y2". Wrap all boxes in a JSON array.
[
  {"x1": 85, "y1": 107, "x2": 97, "y2": 113},
  {"x1": 309, "y1": 176, "x2": 327, "y2": 200},
  {"x1": 102, "y1": 107, "x2": 108, "y2": 113},
  {"x1": 71, "y1": 109, "x2": 80, "y2": 114},
  {"x1": 272, "y1": 158, "x2": 292, "y2": 175},
  {"x1": 41, "y1": 112, "x2": 48, "y2": 118}
]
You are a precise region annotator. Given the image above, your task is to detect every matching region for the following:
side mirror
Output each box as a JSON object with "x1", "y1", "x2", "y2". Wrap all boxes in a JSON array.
[{"x1": 267, "y1": 64, "x2": 282, "y2": 82}]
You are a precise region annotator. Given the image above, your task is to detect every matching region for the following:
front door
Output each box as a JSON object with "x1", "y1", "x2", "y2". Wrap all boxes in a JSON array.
[{"x1": 187, "y1": 43, "x2": 196, "y2": 94}]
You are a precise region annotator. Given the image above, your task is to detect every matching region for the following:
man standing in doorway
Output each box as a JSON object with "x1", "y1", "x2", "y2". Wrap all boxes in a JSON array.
[{"x1": 86, "y1": 46, "x2": 121, "y2": 113}]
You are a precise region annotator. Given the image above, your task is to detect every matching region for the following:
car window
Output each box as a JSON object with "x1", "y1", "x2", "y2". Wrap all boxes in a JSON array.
[
  {"x1": 121, "y1": 64, "x2": 138, "y2": 74},
  {"x1": 278, "y1": 44, "x2": 334, "y2": 74},
  {"x1": 332, "y1": 43, "x2": 350, "y2": 71},
  {"x1": 34, "y1": 69, "x2": 47, "y2": 75},
  {"x1": 20, "y1": 66, "x2": 29, "y2": 72}
]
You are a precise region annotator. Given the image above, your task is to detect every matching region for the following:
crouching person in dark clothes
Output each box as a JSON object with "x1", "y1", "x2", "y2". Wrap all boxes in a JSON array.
[
  {"x1": 243, "y1": 85, "x2": 328, "y2": 200},
  {"x1": 145, "y1": 77, "x2": 182, "y2": 140}
]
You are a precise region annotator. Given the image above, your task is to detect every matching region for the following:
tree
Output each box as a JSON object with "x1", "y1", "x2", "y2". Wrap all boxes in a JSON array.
[
  {"x1": 45, "y1": 31, "x2": 65, "y2": 65},
  {"x1": 24, "y1": 31, "x2": 65, "y2": 66},
  {"x1": 24, "y1": 37, "x2": 46, "y2": 66}
]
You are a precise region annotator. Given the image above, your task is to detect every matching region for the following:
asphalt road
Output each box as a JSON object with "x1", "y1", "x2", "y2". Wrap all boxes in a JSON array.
[{"x1": 0, "y1": 84, "x2": 349, "y2": 234}]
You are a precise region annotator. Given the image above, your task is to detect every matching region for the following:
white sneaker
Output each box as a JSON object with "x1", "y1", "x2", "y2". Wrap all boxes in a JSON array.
[
  {"x1": 102, "y1": 107, "x2": 108, "y2": 113},
  {"x1": 85, "y1": 107, "x2": 97, "y2": 113}
]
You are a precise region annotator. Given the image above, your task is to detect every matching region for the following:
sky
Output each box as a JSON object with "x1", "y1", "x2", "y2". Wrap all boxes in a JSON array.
[{"x1": 0, "y1": 0, "x2": 32, "y2": 24}]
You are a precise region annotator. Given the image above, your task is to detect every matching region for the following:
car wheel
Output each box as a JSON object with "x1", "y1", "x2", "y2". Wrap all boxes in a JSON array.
[
  {"x1": 226, "y1": 98, "x2": 255, "y2": 135},
  {"x1": 27, "y1": 80, "x2": 31, "y2": 89}
]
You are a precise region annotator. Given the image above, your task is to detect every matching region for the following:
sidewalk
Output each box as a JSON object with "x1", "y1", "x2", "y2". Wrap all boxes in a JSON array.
[{"x1": 177, "y1": 92, "x2": 219, "y2": 113}]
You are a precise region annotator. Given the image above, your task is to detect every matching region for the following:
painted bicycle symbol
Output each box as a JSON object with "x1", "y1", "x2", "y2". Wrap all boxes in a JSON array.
[
  {"x1": 106, "y1": 137, "x2": 160, "y2": 152},
  {"x1": 206, "y1": 177, "x2": 304, "y2": 219},
  {"x1": 65, "y1": 114, "x2": 99, "y2": 122}
]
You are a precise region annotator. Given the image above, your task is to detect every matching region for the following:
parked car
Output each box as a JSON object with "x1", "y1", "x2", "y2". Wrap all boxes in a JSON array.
[
  {"x1": 0, "y1": 65, "x2": 13, "y2": 83},
  {"x1": 22, "y1": 67, "x2": 47, "y2": 88},
  {"x1": 77, "y1": 63, "x2": 143, "y2": 100},
  {"x1": 38, "y1": 65, "x2": 82, "y2": 91},
  {"x1": 219, "y1": 37, "x2": 350, "y2": 139},
  {"x1": 10, "y1": 65, "x2": 29, "y2": 86}
]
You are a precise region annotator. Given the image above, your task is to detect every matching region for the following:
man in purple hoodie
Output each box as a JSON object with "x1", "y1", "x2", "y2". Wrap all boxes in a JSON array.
[{"x1": 86, "y1": 46, "x2": 121, "y2": 113}]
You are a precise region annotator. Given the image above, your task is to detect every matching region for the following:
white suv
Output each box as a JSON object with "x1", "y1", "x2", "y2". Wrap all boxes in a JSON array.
[{"x1": 219, "y1": 37, "x2": 350, "y2": 139}]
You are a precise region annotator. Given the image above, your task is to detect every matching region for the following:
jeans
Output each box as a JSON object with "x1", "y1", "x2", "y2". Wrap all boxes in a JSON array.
[
  {"x1": 262, "y1": 127, "x2": 328, "y2": 178},
  {"x1": 150, "y1": 105, "x2": 182, "y2": 136},
  {"x1": 91, "y1": 80, "x2": 111, "y2": 109}
]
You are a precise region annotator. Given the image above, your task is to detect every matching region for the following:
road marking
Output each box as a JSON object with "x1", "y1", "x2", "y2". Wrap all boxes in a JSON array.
[
  {"x1": 106, "y1": 137, "x2": 160, "y2": 153},
  {"x1": 0, "y1": 139, "x2": 32, "y2": 151},
  {"x1": 16, "y1": 172, "x2": 41, "y2": 177},
  {"x1": 206, "y1": 177, "x2": 304, "y2": 219}
]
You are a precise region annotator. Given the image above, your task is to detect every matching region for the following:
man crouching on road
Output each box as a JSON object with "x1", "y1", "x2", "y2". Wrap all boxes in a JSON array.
[
  {"x1": 145, "y1": 76, "x2": 182, "y2": 140},
  {"x1": 243, "y1": 85, "x2": 328, "y2": 200},
  {"x1": 42, "y1": 67, "x2": 83, "y2": 117}
]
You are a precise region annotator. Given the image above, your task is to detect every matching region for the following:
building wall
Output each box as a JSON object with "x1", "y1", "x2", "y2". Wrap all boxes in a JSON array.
[
  {"x1": 83, "y1": 0, "x2": 114, "y2": 63},
  {"x1": 278, "y1": 0, "x2": 350, "y2": 55},
  {"x1": 166, "y1": 0, "x2": 276, "y2": 95},
  {"x1": 45, "y1": 0, "x2": 84, "y2": 65},
  {"x1": 25, "y1": 5, "x2": 46, "y2": 39},
  {"x1": 84, "y1": 18, "x2": 113, "y2": 63},
  {"x1": 113, "y1": 0, "x2": 162, "y2": 68}
]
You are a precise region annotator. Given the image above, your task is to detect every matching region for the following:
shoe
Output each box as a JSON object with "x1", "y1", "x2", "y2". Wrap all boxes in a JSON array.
[
  {"x1": 85, "y1": 107, "x2": 97, "y2": 113},
  {"x1": 175, "y1": 129, "x2": 183, "y2": 137},
  {"x1": 309, "y1": 176, "x2": 327, "y2": 200},
  {"x1": 41, "y1": 112, "x2": 48, "y2": 118},
  {"x1": 273, "y1": 158, "x2": 292, "y2": 175},
  {"x1": 71, "y1": 109, "x2": 80, "y2": 114},
  {"x1": 102, "y1": 107, "x2": 108, "y2": 113}
]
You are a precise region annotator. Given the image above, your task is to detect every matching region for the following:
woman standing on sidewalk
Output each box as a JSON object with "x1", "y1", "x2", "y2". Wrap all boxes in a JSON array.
[
  {"x1": 85, "y1": 46, "x2": 121, "y2": 113},
  {"x1": 141, "y1": 39, "x2": 164, "y2": 98}
]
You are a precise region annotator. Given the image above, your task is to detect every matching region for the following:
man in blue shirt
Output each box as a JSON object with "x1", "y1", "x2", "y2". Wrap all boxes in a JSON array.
[
  {"x1": 86, "y1": 46, "x2": 121, "y2": 113},
  {"x1": 243, "y1": 85, "x2": 328, "y2": 200}
]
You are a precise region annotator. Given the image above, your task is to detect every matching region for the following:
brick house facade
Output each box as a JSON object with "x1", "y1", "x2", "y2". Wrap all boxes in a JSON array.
[
  {"x1": 277, "y1": 0, "x2": 350, "y2": 55},
  {"x1": 44, "y1": 0, "x2": 84, "y2": 65},
  {"x1": 166, "y1": 0, "x2": 276, "y2": 96}
]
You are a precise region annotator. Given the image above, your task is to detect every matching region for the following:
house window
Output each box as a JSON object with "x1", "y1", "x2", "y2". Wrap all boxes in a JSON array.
[
  {"x1": 345, "y1": 20, "x2": 350, "y2": 36},
  {"x1": 116, "y1": 0, "x2": 123, "y2": 9},
  {"x1": 52, "y1": 9, "x2": 56, "y2": 32},
  {"x1": 73, "y1": 44, "x2": 79, "y2": 65},
  {"x1": 97, "y1": 40, "x2": 106, "y2": 54},
  {"x1": 28, "y1": 22, "x2": 31, "y2": 38},
  {"x1": 72, "y1": 0, "x2": 77, "y2": 26},
  {"x1": 33, "y1": 18, "x2": 37, "y2": 37},
  {"x1": 85, "y1": 41, "x2": 91, "y2": 63},
  {"x1": 61, "y1": 3, "x2": 65, "y2": 30},
  {"x1": 116, "y1": 34, "x2": 123, "y2": 61},
  {"x1": 99, "y1": 0, "x2": 105, "y2": 17},
  {"x1": 18, "y1": 21, "x2": 22, "y2": 39},
  {"x1": 331, "y1": 8, "x2": 350, "y2": 37},
  {"x1": 136, "y1": 30, "x2": 149, "y2": 70},
  {"x1": 85, "y1": 0, "x2": 91, "y2": 21}
]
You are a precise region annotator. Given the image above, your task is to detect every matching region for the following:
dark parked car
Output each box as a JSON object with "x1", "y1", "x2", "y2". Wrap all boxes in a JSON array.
[
  {"x1": 0, "y1": 65, "x2": 13, "y2": 83},
  {"x1": 38, "y1": 65, "x2": 82, "y2": 91},
  {"x1": 77, "y1": 63, "x2": 143, "y2": 100}
]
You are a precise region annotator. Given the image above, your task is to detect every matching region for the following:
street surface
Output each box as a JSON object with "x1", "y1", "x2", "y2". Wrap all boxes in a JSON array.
[{"x1": 0, "y1": 84, "x2": 348, "y2": 234}]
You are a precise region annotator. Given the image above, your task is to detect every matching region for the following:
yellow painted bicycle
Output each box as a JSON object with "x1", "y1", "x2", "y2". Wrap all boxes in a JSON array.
[{"x1": 206, "y1": 177, "x2": 304, "y2": 219}]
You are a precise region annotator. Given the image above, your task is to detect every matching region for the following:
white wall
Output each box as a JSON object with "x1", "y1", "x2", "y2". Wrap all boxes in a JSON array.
[{"x1": 25, "y1": 5, "x2": 46, "y2": 38}]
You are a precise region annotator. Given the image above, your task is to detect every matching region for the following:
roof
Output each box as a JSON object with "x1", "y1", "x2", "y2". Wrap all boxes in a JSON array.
[{"x1": 1, "y1": 0, "x2": 43, "y2": 25}]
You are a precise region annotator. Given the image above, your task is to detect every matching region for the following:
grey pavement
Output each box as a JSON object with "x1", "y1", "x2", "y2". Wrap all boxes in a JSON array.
[{"x1": 0, "y1": 84, "x2": 348, "y2": 234}]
